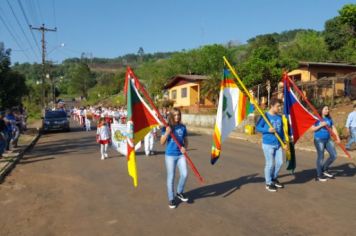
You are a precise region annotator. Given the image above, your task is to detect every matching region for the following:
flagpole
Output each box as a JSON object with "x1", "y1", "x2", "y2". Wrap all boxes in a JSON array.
[
  {"x1": 285, "y1": 73, "x2": 351, "y2": 159},
  {"x1": 126, "y1": 67, "x2": 204, "y2": 184},
  {"x1": 223, "y1": 56, "x2": 286, "y2": 149}
]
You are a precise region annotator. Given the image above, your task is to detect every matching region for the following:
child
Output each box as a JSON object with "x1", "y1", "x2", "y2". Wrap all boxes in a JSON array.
[
  {"x1": 96, "y1": 118, "x2": 111, "y2": 160},
  {"x1": 144, "y1": 127, "x2": 157, "y2": 156},
  {"x1": 85, "y1": 117, "x2": 91, "y2": 131}
]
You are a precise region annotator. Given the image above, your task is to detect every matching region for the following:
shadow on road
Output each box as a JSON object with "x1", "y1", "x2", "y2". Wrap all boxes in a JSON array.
[
  {"x1": 42, "y1": 126, "x2": 89, "y2": 135},
  {"x1": 280, "y1": 163, "x2": 356, "y2": 185},
  {"x1": 21, "y1": 135, "x2": 95, "y2": 162},
  {"x1": 186, "y1": 173, "x2": 264, "y2": 203}
]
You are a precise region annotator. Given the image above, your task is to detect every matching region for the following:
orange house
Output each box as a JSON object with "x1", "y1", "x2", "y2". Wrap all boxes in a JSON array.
[
  {"x1": 288, "y1": 62, "x2": 356, "y2": 97},
  {"x1": 164, "y1": 75, "x2": 214, "y2": 108}
]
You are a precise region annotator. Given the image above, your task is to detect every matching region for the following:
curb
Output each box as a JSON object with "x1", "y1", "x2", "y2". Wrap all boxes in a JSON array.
[{"x1": 0, "y1": 130, "x2": 41, "y2": 183}]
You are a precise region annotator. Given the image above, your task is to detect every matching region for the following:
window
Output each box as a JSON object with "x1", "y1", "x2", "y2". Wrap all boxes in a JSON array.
[
  {"x1": 317, "y1": 72, "x2": 335, "y2": 79},
  {"x1": 291, "y1": 74, "x2": 301, "y2": 81},
  {"x1": 171, "y1": 90, "x2": 177, "y2": 99},
  {"x1": 181, "y1": 88, "x2": 187, "y2": 98}
]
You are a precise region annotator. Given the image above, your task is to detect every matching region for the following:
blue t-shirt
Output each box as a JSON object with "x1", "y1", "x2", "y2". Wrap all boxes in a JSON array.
[
  {"x1": 256, "y1": 113, "x2": 284, "y2": 146},
  {"x1": 161, "y1": 124, "x2": 187, "y2": 156},
  {"x1": 314, "y1": 117, "x2": 333, "y2": 140}
]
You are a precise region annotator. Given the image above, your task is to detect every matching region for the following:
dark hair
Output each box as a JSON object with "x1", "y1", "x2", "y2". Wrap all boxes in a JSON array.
[
  {"x1": 167, "y1": 108, "x2": 182, "y2": 127},
  {"x1": 318, "y1": 105, "x2": 331, "y2": 118},
  {"x1": 353, "y1": 104, "x2": 356, "y2": 108},
  {"x1": 270, "y1": 98, "x2": 282, "y2": 107}
]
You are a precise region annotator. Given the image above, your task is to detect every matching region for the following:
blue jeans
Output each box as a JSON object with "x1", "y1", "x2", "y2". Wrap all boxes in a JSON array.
[
  {"x1": 0, "y1": 137, "x2": 5, "y2": 155},
  {"x1": 262, "y1": 144, "x2": 283, "y2": 185},
  {"x1": 314, "y1": 138, "x2": 337, "y2": 177},
  {"x1": 165, "y1": 155, "x2": 188, "y2": 201},
  {"x1": 346, "y1": 127, "x2": 356, "y2": 149}
]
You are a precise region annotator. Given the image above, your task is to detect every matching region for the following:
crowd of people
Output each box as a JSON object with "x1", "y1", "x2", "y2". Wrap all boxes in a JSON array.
[
  {"x1": 71, "y1": 106, "x2": 128, "y2": 130},
  {"x1": 0, "y1": 106, "x2": 28, "y2": 158}
]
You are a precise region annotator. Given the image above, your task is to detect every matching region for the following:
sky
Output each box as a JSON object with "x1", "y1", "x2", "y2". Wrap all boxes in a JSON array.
[{"x1": 0, "y1": 0, "x2": 354, "y2": 64}]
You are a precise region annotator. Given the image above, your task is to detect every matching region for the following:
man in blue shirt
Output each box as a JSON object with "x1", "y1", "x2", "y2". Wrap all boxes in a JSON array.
[
  {"x1": 345, "y1": 104, "x2": 356, "y2": 150},
  {"x1": 256, "y1": 98, "x2": 286, "y2": 192}
]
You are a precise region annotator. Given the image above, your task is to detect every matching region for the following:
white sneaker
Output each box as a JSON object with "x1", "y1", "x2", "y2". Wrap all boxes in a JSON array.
[
  {"x1": 101, "y1": 155, "x2": 105, "y2": 160},
  {"x1": 104, "y1": 153, "x2": 108, "y2": 158}
]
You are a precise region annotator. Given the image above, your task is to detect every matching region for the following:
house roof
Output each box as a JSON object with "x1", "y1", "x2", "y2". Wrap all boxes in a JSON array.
[
  {"x1": 299, "y1": 61, "x2": 356, "y2": 69},
  {"x1": 164, "y1": 74, "x2": 208, "y2": 89}
]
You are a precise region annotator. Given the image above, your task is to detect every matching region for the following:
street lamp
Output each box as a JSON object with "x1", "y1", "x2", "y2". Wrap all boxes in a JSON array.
[{"x1": 47, "y1": 43, "x2": 65, "y2": 56}]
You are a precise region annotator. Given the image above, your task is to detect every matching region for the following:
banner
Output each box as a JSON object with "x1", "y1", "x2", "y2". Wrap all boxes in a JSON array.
[{"x1": 111, "y1": 123, "x2": 141, "y2": 156}]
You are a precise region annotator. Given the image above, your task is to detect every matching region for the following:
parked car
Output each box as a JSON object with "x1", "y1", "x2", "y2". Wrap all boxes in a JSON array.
[{"x1": 42, "y1": 110, "x2": 70, "y2": 133}]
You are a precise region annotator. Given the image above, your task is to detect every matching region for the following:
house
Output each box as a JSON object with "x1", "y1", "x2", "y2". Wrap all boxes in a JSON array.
[
  {"x1": 288, "y1": 62, "x2": 356, "y2": 82},
  {"x1": 164, "y1": 74, "x2": 214, "y2": 108},
  {"x1": 288, "y1": 62, "x2": 356, "y2": 98}
]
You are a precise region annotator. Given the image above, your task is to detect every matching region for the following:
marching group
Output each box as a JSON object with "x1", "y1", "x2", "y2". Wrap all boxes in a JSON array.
[
  {"x1": 0, "y1": 106, "x2": 28, "y2": 158},
  {"x1": 161, "y1": 101, "x2": 356, "y2": 208},
  {"x1": 70, "y1": 102, "x2": 356, "y2": 209},
  {"x1": 71, "y1": 106, "x2": 159, "y2": 160}
]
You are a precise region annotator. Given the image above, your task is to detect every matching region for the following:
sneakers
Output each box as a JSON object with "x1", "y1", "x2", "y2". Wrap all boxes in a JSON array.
[
  {"x1": 316, "y1": 176, "x2": 328, "y2": 182},
  {"x1": 265, "y1": 184, "x2": 277, "y2": 192},
  {"x1": 104, "y1": 153, "x2": 108, "y2": 158},
  {"x1": 272, "y1": 179, "x2": 284, "y2": 188},
  {"x1": 101, "y1": 155, "x2": 105, "y2": 160},
  {"x1": 176, "y1": 193, "x2": 189, "y2": 202},
  {"x1": 323, "y1": 171, "x2": 335, "y2": 178},
  {"x1": 168, "y1": 200, "x2": 177, "y2": 209}
]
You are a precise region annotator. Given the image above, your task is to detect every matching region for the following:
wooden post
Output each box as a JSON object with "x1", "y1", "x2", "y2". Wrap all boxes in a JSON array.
[{"x1": 331, "y1": 78, "x2": 335, "y2": 108}]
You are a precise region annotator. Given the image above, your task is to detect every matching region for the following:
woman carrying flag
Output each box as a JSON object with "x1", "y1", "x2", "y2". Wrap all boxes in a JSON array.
[
  {"x1": 160, "y1": 108, "x2": 189, "y2": 209},
  {"x1": 311, "y1": 106, "x2": 340, "y2": 182}
]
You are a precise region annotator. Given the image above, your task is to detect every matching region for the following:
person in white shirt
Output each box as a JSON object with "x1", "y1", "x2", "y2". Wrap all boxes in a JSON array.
[
  {"x1": 144, "y1": 127, "x2": 157, "y2": 156},
  {"x1": 345, "y1": 104, "x2": 356, "y2": 150},
  {"x1": 96, "y1": 118, "x2": 111, "y2": 160}
]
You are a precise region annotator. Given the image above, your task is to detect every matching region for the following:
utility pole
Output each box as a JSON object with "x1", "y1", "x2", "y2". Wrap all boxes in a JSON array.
[{"x1": 30, "y1": 24, "x2": 57, "y2": 110}]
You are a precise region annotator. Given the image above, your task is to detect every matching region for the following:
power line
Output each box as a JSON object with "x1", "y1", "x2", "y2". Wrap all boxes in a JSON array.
[
  {"x1": 6, "y1": 0, "x2": 39, "y2": 61},
  {"x1": 34, "y1": 0, "x2": 44, "y2": 24},
  {"x1": 52, "y1": 0, "x2": 59, "y2": 44},
  {"x1": 26, "y1": 0, "x2": 40, "y2": 27},
  {"x1": 52, "y1": 0, "x2": 57, "y2": 27},
  {"x1": 17, "y1": 0, "x2": 42, "y2": 54},
  {"x1": 0, "y1": 7, "x2": 31, "y2": 61}
]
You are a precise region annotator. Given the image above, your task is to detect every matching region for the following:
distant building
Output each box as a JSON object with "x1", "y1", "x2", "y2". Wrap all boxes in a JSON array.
[
  {"x1": 164, "y1": 75, "x2": 214, "y2": 108},
  {"x1": 288, "y1": 62, "x2": 356, "y2": 82},
  {"x1": 288, "y1": 62, "x2": 356, "y2": 99}
]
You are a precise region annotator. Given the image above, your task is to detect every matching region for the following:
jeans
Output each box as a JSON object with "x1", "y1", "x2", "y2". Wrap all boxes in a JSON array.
[
  {"x1": 5, "y1": 131, "x2": 12, "y2": 150},
  {"x1": 314, "y1": 138, "x2": 337, "y2": 177},
  {"x1": 346, "y1": 127, "x2": 356, "y2": 149},
  {"x1": 0, "y1": 133, "x2": 5, "y2": 155},
  {"x1": 262, "y1": 144, "x2": 283, "y2": 185},
  {"x1": 165, "y1": 155, "x2": 188, "y2": 201}
]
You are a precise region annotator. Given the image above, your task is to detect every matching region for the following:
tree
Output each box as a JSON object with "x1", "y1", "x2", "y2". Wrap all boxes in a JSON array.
[
  {"x1": 0, "y1": 43, "x2": 27, "y2": 108},
  {"x1": 339, "y1": 3, "x2": 356, "y2": 35},
  {"x1": 67, "y1": 62, "x2": 95, "y2": 98},
  {"x1": 324, "y1": 17, "x2": 350, "y2": 51},
  {"x1": 281, "y1": 31, "x2": 329, "y2": 61},
  {"x1": 137, "y1": 47, "x2": 145, "y2": 62}
]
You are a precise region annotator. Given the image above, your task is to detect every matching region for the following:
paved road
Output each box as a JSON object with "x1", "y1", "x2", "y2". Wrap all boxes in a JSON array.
[{"x1": 0, "y1": 122, "x2": 355, "y2": 236}]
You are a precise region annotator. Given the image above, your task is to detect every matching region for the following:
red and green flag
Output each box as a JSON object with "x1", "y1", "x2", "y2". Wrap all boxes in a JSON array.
[{"x1": 126, "y1": 76, "x2": 161, "y2": 187}]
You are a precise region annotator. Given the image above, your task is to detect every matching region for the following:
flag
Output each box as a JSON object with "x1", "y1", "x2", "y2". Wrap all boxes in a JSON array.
[
  {"x1": 126, "y1": 78, "x2": 161, "y2": 187},
  {"x1": 211, "y1": 67, "x2": 253, "y2": 165},
  {"x1": 283, "y1": 74, "x2": 317, "y2": 171},
  {"x1": 283, "y1": 75, "x2": 318, "y2": 143}
]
